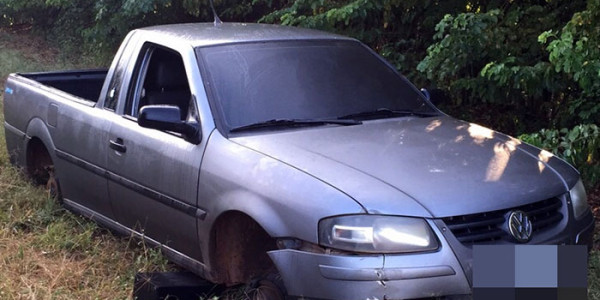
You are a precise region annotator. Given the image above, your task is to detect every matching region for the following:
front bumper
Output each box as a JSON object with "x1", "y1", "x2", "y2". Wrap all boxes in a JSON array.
[
  {"x1": 269, "y1": 211, "x2": 595, "y2": 300},
  {"x1": 268, "y1": 223, "x2": 471, "y2": 300}
]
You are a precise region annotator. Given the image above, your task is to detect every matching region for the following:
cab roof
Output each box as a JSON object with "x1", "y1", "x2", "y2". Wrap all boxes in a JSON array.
[{"x1": 137, "y1": 23, "x2": 355, "y2": 48}]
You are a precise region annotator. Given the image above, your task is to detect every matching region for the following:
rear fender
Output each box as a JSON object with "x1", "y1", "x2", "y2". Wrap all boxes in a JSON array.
[{"x1": 25, "y1": 117, "x2": 57, "y2": 165}]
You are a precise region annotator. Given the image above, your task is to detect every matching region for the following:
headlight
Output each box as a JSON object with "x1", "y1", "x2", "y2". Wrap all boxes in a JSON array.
[
  {"x1": 570, "y1": 179, "x2": 590, "y2": 220},
  {"x1": 318, "y1": 215, "x2": 439, "y2": 253}
]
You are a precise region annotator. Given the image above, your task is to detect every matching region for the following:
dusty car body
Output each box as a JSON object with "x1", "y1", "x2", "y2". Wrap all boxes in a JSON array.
[{"x1": 3, "y1": 23, "x2": 595, "y2": 299}]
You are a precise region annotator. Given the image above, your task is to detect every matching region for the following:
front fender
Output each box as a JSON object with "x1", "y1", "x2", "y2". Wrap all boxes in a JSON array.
[
  {"x1": 197, "y1": 132, "x2": 365, "y2": 271},
  {"x1": 210, "y1": 190, "x2": 289, "y2": 237}
]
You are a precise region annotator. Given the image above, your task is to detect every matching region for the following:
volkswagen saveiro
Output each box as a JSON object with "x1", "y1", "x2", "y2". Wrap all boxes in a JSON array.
[{"x1": 3, "y1": 23, "x2": 595, "y2": 299}]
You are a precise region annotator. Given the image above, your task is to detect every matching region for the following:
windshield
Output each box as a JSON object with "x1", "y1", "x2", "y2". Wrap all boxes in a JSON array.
[{"x1": 196, "y1": 40, "x2": 434, "y2": 131}]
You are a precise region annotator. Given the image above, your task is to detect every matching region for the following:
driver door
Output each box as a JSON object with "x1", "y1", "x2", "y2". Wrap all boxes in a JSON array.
[{"x1": 106, "y1": 43, "x2": 204, "y2": 261}]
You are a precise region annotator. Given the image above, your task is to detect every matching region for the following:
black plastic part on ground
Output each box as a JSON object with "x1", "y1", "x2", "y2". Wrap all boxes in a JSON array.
[{"x1": 133, "y1": 272, "x2": 223, "y2": 300}]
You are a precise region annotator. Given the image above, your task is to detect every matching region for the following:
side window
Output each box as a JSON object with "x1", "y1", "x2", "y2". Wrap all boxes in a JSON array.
[
  {"x1": 104, "y1": 33, "x2": 139, "y2": 111},
  {"x1": 104, "y1": 58, "x2": 126, "y2": 111},
  {"x1": 126, "y1": 44, "x2": 193, "y2": 121}
]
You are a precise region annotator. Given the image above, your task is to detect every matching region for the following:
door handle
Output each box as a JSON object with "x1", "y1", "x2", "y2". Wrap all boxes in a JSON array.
[{"x1": 109, "y1": 138, "x2": 127, "y2": 153}]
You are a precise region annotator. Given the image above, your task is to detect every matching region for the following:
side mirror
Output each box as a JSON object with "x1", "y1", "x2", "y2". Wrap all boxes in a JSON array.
[
  {"x1": 138, "y1": 105, "x2": 200, "y2": 144},
  {"x1": 421, "y1": 88, "x2": 446, "y2": 107},
  {"x1": 420, "y1": 88, "x2": 431, "y2": 101}
]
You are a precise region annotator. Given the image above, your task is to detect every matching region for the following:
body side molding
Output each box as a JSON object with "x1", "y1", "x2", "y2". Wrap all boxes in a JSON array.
[{"x1": 55, "y1": 149, "x2": 207, "y2": 220}]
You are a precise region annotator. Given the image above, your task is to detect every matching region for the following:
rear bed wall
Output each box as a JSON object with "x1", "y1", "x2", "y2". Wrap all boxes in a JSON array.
[{"x1": 21, "y1": 69, "x2": 108, "y2": 102}]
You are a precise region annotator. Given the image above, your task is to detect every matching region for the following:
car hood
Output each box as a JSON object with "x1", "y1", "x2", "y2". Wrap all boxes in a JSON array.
[{"x1": 230, "y1": 116, "x2": 579, "y2": 218}]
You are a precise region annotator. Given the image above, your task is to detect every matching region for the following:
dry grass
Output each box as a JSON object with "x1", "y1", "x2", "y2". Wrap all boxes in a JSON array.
[
  {"x1": 0, "y1": 110, "x2": 173, "y2": 300},
  {"x1": 0, "y1": 126, "x2": 174, "y2": 300}
]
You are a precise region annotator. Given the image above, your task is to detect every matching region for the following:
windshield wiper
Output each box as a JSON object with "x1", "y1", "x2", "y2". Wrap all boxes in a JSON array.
[
  {"x1": 338, "y1": 108, "x2": 439, "y2": 121},
  {"x1": 230, "y1": 118, "x2": 362, "y2": 133}
]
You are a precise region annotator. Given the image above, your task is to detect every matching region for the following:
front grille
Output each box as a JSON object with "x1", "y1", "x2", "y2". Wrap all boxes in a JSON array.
[{"x1": 443, "y1": 197, "x2": 563, "y2": 245}]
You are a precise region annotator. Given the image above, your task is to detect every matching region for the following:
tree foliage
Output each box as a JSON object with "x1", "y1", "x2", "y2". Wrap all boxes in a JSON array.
[
  {"x1": 520, "y1": 124, "x2": 600, "y2": 187},
  {"x1": 539, "y1": 0, "x2": 600, "y2": 124},
  {"x1": 0, "y1": 0, "x2": 283, "y2": 60},
  {"x1": 416, "y1": 1, "x2": 588, "y2": 134},
  {"x1": 260, "y1": 0, "x2": 473, "y2": 80}
]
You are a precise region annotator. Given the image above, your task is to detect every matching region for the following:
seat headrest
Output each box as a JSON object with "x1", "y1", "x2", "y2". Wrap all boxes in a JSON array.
[{"x1": 146, "y1": 52, "x2": 188, "y2": 89}]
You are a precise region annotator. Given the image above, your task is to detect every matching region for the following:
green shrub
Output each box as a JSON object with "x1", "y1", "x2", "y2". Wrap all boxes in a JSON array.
[
  {"x1": 539, "y1": 0, "x2": 600, "y2": 125},
  {"x1": 519, "y1": 124, "x2": 600, "y2": 188}
]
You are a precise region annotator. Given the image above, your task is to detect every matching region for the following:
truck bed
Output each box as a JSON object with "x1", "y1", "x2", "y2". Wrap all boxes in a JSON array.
[{"x1": 20, "y1": 69, "x2": 108, "y2": 102}]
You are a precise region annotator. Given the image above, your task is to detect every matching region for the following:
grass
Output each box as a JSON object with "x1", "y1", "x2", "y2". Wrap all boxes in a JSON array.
[
  {"x1": 591, "y1": 248, "x2": 600, "y2": 300},
  {"x1": 0, "y1": 28, "x2": 599, "y2": 299},
  {"x1": 0, "y1": 116, "x2": 174, "y2": 299}
]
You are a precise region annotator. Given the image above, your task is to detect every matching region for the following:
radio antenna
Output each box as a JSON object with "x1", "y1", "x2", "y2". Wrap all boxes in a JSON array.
[{"x1": 209, "y1": 0, "x2": 222, "y2": 26}]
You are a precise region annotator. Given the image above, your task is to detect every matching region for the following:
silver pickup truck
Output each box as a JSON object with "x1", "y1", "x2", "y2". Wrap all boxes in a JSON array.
[{"x1": 3, "y1": 23, "x2": 595, "y2": 300}]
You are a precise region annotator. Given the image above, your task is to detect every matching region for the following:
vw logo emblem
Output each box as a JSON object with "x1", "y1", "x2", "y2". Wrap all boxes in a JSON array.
[{"x1": 507, "y1": 210, "x2": 532, "y2": 243}]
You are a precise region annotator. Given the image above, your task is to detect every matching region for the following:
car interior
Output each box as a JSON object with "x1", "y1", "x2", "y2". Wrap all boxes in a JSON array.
[{"x1": 137, "y1": 47, "x2": 191, "y2": 120}]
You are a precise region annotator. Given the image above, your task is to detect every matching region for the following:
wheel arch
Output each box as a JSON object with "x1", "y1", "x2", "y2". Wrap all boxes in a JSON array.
[
  {"x1": 208, "y1": 209, "x2": 281, "y2": 285},
  {"x1": 25, "y1": 117, "x2": 57, "y2": 161},
  {"x1": 24, "y1": 118, "x2": 57, "y2": 183}
]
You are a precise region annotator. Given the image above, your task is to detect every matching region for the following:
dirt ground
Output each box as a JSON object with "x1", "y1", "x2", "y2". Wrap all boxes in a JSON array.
[{"x1": 0, "y1": 26, "x2": 60, "y2": 66}]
